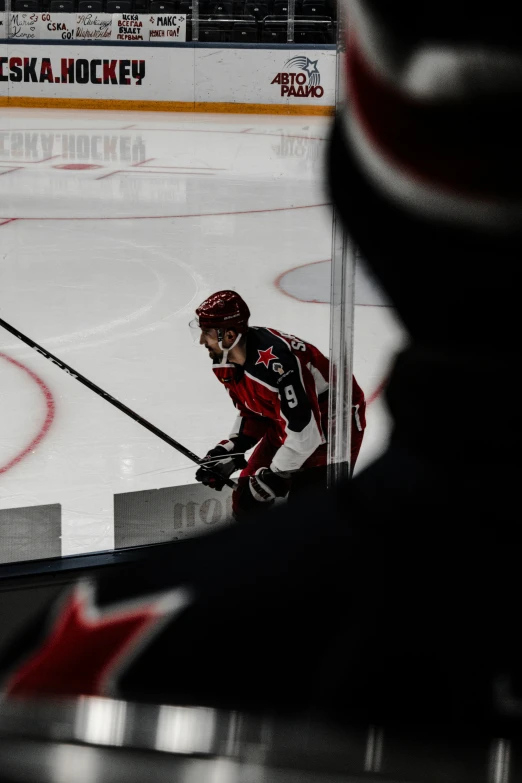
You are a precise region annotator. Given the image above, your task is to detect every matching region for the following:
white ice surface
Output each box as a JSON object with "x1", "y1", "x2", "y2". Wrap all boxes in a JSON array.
[{"x1": 0, "y1": 109, "x2": 406, "y2": 556}]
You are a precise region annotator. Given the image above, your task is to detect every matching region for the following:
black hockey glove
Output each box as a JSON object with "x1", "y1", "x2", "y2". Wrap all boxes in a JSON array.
[
  {"x1": 196, "y1": 441, "x2": 247, "y2": 491},
  {"x1": 249, "y1": 468, "x2": 291, "y2": 504}
]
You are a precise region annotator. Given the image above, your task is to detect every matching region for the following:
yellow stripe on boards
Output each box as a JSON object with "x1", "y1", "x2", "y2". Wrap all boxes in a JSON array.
[
  {"x1": 2, "y1": 97, "x2": 195, "y2": 112},
  {"x1": 1, "y1": 95, "x2": 334, "y2": 115},
  {"x1": 194, "y1": 101, "x2": 334, "y2": 116}
]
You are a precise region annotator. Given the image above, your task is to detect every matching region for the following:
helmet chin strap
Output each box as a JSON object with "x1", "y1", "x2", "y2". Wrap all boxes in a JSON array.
[{"x1": 218, "y1": 329, "x2": 242, "y2": 365}]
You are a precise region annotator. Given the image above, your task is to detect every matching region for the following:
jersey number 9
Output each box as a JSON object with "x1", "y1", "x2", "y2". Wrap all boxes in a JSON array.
[{"x1": 284, "y1": 385, "x2": 298, "y2": 408}]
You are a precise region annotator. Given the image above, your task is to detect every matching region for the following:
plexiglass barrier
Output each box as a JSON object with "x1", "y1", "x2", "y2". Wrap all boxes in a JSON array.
[{"x1": 0, "y1": 113, "x2": 345, "y2": 564}]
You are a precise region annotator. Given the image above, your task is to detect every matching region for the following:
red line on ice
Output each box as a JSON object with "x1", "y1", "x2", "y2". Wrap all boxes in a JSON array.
[
  {"x1": 274, "y1": 259, "x2": 331, "y2": 304},
  {"x1": 0, "y1": 128, "x2": 327, "y2": 142},
  {"x1": 0, "y1": 168, "x2": 24, "y2": 179},
  {"x1": 0, "y1": 203, "x2": 329, "y2": 222},
  {"x1": 132, "y1": 157, "x2": 156, "y2": 167},
  {"x1": 95, "y1": 169, "x2": 216, "y2": 180},
  {"x1": 141, "y1": 164, "x2": 227, "y2": 170},
  {"x1": 367, "y1": 379, "x2": 387, "y2": 406},
  {"x1": 275, "y1": 258, "x2": 393, "y2": 308},
  {"x1": 0, "y1": 154, "x2": 61, "y2": 165},
  {"x1": 0, "y1": 353, "x2": 56, "y2": 475}
]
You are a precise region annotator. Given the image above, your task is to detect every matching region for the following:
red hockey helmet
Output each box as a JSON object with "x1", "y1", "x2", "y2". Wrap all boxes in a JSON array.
[{"x1": 195, "y1": 291, "x2": 250, "y2": 333}]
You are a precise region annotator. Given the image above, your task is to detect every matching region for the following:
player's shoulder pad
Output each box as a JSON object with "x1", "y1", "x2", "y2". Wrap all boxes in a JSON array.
[{"x1": 251, "y1": 327, "x2": 300, "y2": 388}]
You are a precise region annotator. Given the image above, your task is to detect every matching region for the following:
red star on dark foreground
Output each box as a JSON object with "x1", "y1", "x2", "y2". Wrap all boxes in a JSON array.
[
  {"x1": 4, "y1": 582, "x2": 191, "y2": 698},
  {"x1": 256, "y1": 346, "x2": 278, "y2": 369}
]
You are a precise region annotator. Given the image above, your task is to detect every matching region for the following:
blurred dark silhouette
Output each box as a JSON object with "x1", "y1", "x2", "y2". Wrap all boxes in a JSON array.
[{"x1": 1, "y1": 0, "x2": 520, "y2": 735}]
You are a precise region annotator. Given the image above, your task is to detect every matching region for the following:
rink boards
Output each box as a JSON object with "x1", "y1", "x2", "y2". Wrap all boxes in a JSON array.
[
  {"x1": 0, "y1": 37, "x2": 336, "y2": 115},
  {"x1": 0, "y1": 481, "x2": 235, "y2": 565}
]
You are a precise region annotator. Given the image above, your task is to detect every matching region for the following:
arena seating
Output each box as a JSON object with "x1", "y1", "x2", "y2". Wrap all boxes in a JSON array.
[{"x1": 7, "y1": 0, "x2": 335, "y2": 43}]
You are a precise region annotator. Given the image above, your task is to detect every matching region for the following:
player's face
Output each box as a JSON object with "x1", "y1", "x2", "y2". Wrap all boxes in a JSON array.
[
  {"x1": 199, "y1": 328, "x2": 237, "y2": 359},
  {"x1": 199, "y1": 328, "x2": 222, "y2": 359}
]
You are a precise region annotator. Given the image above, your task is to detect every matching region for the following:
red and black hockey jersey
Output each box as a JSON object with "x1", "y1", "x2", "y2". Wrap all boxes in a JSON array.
[{"x1": 213, "y1": 326, "x2": 365, "y2": 473}]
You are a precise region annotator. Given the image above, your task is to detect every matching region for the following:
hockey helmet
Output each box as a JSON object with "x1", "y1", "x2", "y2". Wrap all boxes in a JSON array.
[{"x1": 193, "y1": 291, "x2": 250, "y2": 333}]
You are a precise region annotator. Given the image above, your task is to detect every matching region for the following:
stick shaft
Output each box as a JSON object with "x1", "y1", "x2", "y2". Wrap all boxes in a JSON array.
[{"x1": 0, "y1": 316, "x2": 237, "y2": 489}]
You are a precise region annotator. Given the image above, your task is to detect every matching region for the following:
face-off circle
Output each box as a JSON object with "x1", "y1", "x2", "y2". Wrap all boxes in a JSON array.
[{"x1": 0, "y1": 352, "x2": 55, "y2": 475}]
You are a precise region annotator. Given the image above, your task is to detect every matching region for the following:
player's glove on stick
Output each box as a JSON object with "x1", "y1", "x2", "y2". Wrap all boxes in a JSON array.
[
  {"x1": 195, "y1": 441, "x2": 247, "y2": 491},
  {"x1": 249, "y1": 467, "x2": 291, "y2": 504}
]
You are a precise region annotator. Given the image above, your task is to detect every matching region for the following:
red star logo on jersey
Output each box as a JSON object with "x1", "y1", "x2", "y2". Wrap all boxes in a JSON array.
[
  {"x1": 256, "y1": 346, "x2": 278, "y2": 369},
  {"x1": 3, "y1": 582, "x2": 191, "y2": 698}
]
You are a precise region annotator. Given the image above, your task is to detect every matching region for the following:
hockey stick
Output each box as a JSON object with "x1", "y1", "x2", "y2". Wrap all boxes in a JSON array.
[{"x1": 0, "y1": 315, "x2": 237, "y2": 490}]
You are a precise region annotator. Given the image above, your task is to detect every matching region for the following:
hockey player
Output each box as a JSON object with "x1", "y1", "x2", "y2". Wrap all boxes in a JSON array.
[{"x1": 190, "y1": 290, "x2": 366, "y2": 518}]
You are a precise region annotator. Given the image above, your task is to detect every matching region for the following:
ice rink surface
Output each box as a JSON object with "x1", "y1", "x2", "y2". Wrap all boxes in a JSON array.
[{"x1": 0, "y1": 108, "x2": 406, "y2": 556}]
